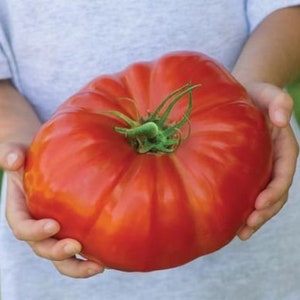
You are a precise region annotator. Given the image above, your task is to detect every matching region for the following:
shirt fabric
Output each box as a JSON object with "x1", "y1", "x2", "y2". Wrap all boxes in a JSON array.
[{"x1": 1, "y1": 1, "x2": 300, "y2": 299}]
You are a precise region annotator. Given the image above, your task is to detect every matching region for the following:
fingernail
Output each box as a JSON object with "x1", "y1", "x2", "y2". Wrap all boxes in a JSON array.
[
  {"x1": 88, "y1": 267, "x2": 104, "y2": 276},
  {"x1": 274, "y1": 109, "x2": 288, "y2": 125},
  {"x1": 254, "y1": 216, "x2": 264, "y2": 227},
  {"x1": 240, "y1": 228, "x2": 255, "y2": 241},
  {"x1": 64, "y1": 243, "x2": 79, "y2": 255},
  {"x1": 246, "y1": 229, "x2": 255, "y2": 239},
  {"x1": 6, "y1": 152, "x2": 18, "y2": 167},
  {"x1": 43, "y1": 221, "x2": 58, "y2": 234}
]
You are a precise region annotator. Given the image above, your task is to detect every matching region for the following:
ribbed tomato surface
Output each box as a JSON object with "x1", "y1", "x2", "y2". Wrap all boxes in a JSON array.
[{"x1": 24, "y1": 52, "x2": 272, "y2": 272}]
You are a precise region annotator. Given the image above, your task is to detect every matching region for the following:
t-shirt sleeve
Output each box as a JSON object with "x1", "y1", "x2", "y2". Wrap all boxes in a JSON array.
[
  {"x1": 0, "y1": 25, "x2": 12, "y2": 80},
  {"x1": 247, "y1": 0, "x2": 300, "y2": 31},
  {"x1": 0, "y1": 46, "x2": 11, "y2": 79}
]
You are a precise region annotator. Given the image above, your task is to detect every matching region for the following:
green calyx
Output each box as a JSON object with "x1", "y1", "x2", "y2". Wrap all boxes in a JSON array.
[{"x1": 106, "y1": 83, "x2": 200, "y2": 154}]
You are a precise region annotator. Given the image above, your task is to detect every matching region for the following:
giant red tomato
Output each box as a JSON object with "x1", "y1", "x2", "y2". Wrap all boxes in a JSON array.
[{"x1": 24, "y1": 52, "x2": 272, "y2": 272}]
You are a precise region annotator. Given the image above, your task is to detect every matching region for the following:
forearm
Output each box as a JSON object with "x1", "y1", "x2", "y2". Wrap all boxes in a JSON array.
[
  {"x1": 0, "y1": 80, "x2": 41, "y2": 145},
  {"x1": 232, "y1": 6, "x2": 300, "y2": 87}
]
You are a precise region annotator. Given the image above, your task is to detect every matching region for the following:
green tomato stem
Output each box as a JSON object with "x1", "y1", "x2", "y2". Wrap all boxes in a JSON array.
[
  {"x1": 103, "y1": 82, "x2": 200, "y2": 154},
  {"x1": 115, "y1": 121, "x2": 159, "y2": 139}
]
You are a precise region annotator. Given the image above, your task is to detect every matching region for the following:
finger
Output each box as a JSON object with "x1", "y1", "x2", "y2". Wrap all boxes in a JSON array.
[
  {"x1": 236, "y1": 227, "x2": 256, "y2": 241},
  {"x1": 256, "y1": 176, "x2": 291, "y2": 210},
  {"x1": 6, "y1": 176, "x2": 60, "y2": 240},
  {"x1": 0, "y1": 143, "x2": 26, "y2": 171},
  {"x1": 255, "y1": 126, "x2": 298, "y2": 209},
  {"x1": 268, "y1": 91, "x2": 294, "y2": 127},
  {"x1": 28, "y1": 238, "x2": 82, "y2": 261},
  {"x1": 247, "y1": 83, "x2": 293, "y2": 127},
  {"x1": 248, "y1": 193, "x2": 288, "y2": 229},
  {"x1": 53, "y1": 257, "x2": 105, "y2": 278},
  {"x1": 237, "y1": 196, "x2": 287, "y2": 241}
]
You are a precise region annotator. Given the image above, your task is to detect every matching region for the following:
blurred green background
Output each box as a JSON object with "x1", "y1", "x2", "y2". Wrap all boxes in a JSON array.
[
  {"x1": 0, "y1": 80, "x2": 300, "y2": 195},
  {"x1": 288, "y1": 79, "x2": 300, "y2": 126}
]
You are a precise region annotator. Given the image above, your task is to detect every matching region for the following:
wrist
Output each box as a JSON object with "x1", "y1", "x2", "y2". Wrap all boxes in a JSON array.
[
  {"x1": 232, "y1": 6, "x2": 300, "y2": 89},
  {"x1": 232, "y1": 66, "x2": 287, "y2": 90},
  {"x1": 0, "y1": 80, "x2": 41, "y2": 145}
]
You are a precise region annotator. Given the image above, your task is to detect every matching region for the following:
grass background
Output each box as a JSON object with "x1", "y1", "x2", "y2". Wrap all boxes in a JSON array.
[
  {"x1": 0, "y1": 80, "x2": 300, "y2": 194},
  {"x1": 288, "y1": 79, "x2": 300, "y2": 126},
  {"x1": 0, "y1": 170, "x2": 2, "y2": 196}
]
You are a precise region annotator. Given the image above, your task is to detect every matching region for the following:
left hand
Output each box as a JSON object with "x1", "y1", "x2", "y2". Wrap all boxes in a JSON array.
[
  {"x1": 1, "y1": 142, "x2": 105, "y2": 278},
  {"x1": 237, "y1": 82, "x2": 299, "y2": 240}
]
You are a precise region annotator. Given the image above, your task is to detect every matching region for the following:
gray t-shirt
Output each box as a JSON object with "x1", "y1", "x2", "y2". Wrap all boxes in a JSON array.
[{"x1": 1, "y1": 1, "x2": 300, "y2": 299}]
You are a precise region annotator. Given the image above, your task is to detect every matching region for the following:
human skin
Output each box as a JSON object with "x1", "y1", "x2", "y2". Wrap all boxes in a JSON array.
[
  {"x1": 232, "y1": 6, "x2": 300, "y2": 240},
  {"x1": 0, "y1": 6, "x2": 299, "y2": 278}
]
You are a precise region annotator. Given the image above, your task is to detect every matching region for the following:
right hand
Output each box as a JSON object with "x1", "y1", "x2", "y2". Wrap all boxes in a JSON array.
[
  {"x1": 235, "y1": 82, "x2": 299, "y2": 240},
  {"x1": 0, "y1": 142, "x2": 104, "y2": 278}
]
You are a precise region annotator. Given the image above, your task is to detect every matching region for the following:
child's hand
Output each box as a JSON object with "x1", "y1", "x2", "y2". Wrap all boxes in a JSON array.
[
  {"x1": 237, "y1": 82, "x2": 299, "y2": 240},
  {"x1": 1, "y1": 142, "x2": 104, "y2": 278}
]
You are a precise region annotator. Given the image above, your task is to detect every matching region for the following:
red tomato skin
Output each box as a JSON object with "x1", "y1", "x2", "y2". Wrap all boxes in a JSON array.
[{"x1": 24, "y1": 51, "x2": 272, "y2": 272}]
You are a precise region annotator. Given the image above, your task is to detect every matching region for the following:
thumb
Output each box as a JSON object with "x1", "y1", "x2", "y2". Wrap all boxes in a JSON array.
[
  {"x1": 0, "y1": 143, "x2": 26, "y2": 171},
  {"x1": 246, "y1": 82, "x2": 294, "y2": 128}
]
